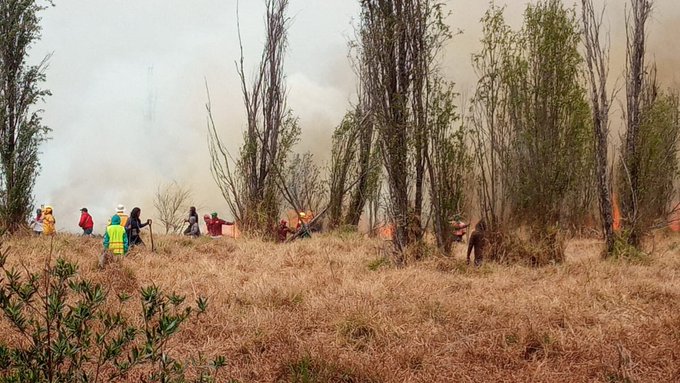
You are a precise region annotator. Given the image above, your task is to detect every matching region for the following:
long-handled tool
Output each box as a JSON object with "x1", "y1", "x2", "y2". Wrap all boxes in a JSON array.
[{"x1": 149, "y1": 222, "x2": 155, "y2": 252}]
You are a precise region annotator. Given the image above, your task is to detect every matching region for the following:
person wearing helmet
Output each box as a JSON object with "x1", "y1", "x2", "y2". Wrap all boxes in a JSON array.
[
  {"x1": 101, "y1": 214, "x2": 129, "y2": 268},
  {"x1": 277, "y1": 219, "x2": 294, "y2": 242},
  {"x1": 452, "y1": 214, "x2": 469, "y2": 242},
  {"x1": 206, "y1": 212, "x2": 233, "y2": 238},
  {"x1": 108, "y1": 204, "x2": 129, "y2": 227},
  {"x1": 42, "y1": 206, "x2": 56, "y2": 235},
  {"x1": 295, "y1": 211, "x2": 311, "y2": 239}
]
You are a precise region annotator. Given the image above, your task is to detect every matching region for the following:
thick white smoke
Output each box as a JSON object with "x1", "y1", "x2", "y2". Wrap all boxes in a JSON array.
[{"x1": 27, "y1": 0, "x2": 680, "y2": 234}]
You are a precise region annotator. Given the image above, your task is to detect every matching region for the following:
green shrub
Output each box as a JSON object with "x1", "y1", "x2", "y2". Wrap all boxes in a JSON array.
[{"x1": 0, "y1": 242, "x2": 226, "y2": 382}]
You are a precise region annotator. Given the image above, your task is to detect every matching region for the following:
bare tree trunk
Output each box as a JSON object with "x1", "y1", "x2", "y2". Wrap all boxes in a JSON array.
[
  {"x1": 209, "y1": 0, "x2": 298, "y2": 236},
  {"x1": 344, "y1": 105, "x2": 376, "y2": 226},
  {"x1": 622, "y1": 0, "x2": 653, "y2": 247},
  {"x1": 581, "y1": 0, "x2": 615, "y2": 254}
]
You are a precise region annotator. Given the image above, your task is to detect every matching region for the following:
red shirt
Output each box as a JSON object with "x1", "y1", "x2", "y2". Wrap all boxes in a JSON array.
[
  {"x1": 79, "y1": 212, "x2": 94, "y2": 230},
  {"x1": 277, "y1": 224, "x2": 292, "y2": 242},
  {"x1": 207, "y1": 217, "x2": 231, "y2": 237}
]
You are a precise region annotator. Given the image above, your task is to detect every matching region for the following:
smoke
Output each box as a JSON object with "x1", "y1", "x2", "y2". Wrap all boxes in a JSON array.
[{"x1": 27, "y1": 0, "x2": 680, "y2": 234}]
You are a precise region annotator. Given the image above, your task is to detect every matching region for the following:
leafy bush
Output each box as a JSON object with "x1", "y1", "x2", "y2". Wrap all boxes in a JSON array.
[{"x1": 0, "y1": 243, "x2": 226, "y2": 382}]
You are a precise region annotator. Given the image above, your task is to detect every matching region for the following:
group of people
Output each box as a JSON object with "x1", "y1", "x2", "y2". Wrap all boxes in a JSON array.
[
  {"x1": 29, "y1": 206, "x2": 56, "y2": 236},
  {"x1": 181, "y1": 206, "x2": 238, "y2": 238}
]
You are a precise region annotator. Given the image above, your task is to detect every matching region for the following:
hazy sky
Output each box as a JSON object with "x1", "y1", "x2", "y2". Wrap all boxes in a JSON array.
[{"x1": 28, "y1": 0, "x2": 680, "y2": 233}]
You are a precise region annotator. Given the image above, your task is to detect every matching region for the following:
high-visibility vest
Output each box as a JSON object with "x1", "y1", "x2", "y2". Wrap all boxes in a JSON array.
[
  {"x1": 107, "y1": 213, "x2": 129, "y2": 227},
  {"x1": 106, "y1": 225, "x2": 127, "y2": 255}
]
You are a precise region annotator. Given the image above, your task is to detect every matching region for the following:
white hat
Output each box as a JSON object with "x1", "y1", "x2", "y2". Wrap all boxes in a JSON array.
[{"x1": 116, "y1": 204, "x2": 125, "y2": 213}]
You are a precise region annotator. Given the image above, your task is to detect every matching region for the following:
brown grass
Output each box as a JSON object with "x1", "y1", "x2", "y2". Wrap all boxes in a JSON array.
[{"x1": 2, "y1": 233, "x2": 680, "y2": 382}]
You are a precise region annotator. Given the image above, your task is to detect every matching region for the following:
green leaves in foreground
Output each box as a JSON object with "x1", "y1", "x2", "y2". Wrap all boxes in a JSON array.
[{"x1": 0, "y1": 243, "x2": 225, "y2": 383}]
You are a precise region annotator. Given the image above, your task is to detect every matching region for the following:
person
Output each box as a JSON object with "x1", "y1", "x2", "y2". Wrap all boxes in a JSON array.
[
  {"x1": 29, "y1": 208, "x2": 43, "y2": 235},
  {"x1": 184, "y1": 206, "x2": 200, "y2": 236},
  {"x1": 452, "y1": 214, "x2": 469, "y2": 242},
  {"x1": 126, "y1": 207, "x2": 151, "y2": 247},
  {"x1": 42, "y1": 206, "x2": 56, "y2": 236},
  {"x1": 79, "y1": 208, "x2": 94, "y2": 236},
  {"x1": 467, "y1": 220, "x2": 487, "y2": 267},
  {"x1": 277, "y1": 220, "x2": 294, "y2": 243},
  {"x1": 184, "y1": 216, "x2": 200, "y2": 238},
  {"x1": 108, "y1": 204, "x2": 129, "y2": 227},
  {"x1": 203, "y1": 214, "x2": 211, "y2": 230},
  {"x1": 295, "y1": 212, "x2": 311, "y2": 239},
  {"x1": 101, "y1": 215, "x2": 128, "y2": 268},
  {"x1": 206, "y1": 212, "x2": 233, "y2": 238}
]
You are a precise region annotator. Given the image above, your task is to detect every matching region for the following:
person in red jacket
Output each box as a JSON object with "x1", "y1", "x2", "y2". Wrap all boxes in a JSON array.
[
  {"x1": 79, "y1": 207, "x2": 94, "y2": 236},
  {"x1": 277, "y1": 220, "x2": 294, "y2": 243},
  {"x1": 207, "y1": 212, "x2": 234, "y2": 238}
]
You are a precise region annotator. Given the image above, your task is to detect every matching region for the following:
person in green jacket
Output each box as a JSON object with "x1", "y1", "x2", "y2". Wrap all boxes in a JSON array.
[{"x1": 101, "y1": 215, "x2": 129, "y2": 268}]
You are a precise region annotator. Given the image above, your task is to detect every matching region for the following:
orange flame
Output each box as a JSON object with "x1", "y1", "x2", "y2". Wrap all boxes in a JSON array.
[
  {"x1": 612, "y1": 193, "x2": 621, "y2": 232},
  {"x1": 670, "y1": 210, "x2": 680, "y2": 232},
  {"x1": 286, "y1": 210, "x2": 315, "y2": 229},
  {"x1": 222, "y1": 224, "x2": 241, "y2": 238},
  {"x1": 377, "y1": 224, "x2": 394, "y2": 240}
]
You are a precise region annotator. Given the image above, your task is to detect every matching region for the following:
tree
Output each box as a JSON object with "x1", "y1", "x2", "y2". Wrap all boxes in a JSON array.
[
  {"x1": 426, "y1": 79, "x2": 469, "y2": 253},
  {"x1": 284, "y1": 152, "x2": 326, "y2": 215},
  {"x1": 0, "y1": 0, "x2": 51, "y2": 233},
  {"x1": 358, "y1": 0, "x2": 453, "y2": 253},
  {"x1": 620, "y1": 68, "x2": 680, "y2": 239},
  {"x1": 153, "y1": 181, "x2": 192, "y2": 234},
  {"x1": 470, "y1": 4, "x2": 515, "y2": 233},
  {"x1": 327, "y1": 111, "x2": 360, "y2": 228},
  {"x1": 619, "y1": 0, "x2": 653, "y2": 247},
  {"x1": 470, "y1": 1, "x2": 593, "y2": 264},
  {"x1": 507, "y1": 0, "x2": 593, "y2": 232},
  {"x1": 208, "y1": 0, "x2": 299, "y2": 236},
  {"x1": 326, "y1": 105, "x2": 380, "y2": 230},
  {"x1": 581, "y1": 0, "x2": 616, "y2": 254}
]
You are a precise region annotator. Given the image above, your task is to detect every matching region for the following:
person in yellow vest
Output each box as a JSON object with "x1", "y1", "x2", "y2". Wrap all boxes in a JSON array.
[
  {"x1": 100, "y1": 215, "x2": 128, "y2": 268},
  {"x1": 108, "y1": 204, "x2": 129, "y2": 227},
  {"x1": 42, "y1": 206, "x2": 56, "y2": 235}
]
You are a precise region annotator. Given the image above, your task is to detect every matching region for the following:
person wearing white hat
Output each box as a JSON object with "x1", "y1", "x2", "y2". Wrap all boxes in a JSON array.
[{"x1": 108, "y1": 204, "x2": 129, "y2": 227}]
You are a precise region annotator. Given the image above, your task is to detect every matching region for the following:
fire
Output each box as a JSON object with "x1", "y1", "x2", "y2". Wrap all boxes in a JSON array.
[
  {"x1": 222, "y1": 224, "x2": 241, "y2": 238},
  {"x1": 376, "y1": 224, "x2": 394, "y2": 240},
  {"x1": 286, "y1": 210, "x2": 315, "y2": 228},
  {"x1": 670, "y1": 210, "x2": 680, "y2": 232},
  {"x1": 612, "y1": 193, "x2": 621, "y2": 232}
]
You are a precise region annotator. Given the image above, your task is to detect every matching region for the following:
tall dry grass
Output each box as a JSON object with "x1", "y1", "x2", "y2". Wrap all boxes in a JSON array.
[{"x1": 1, "y1": 232, "x2": 679, "y2": 382}]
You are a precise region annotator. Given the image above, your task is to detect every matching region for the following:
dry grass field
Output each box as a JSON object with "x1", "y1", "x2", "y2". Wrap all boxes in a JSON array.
[{"x1": 1, "y1": 233, "x2": 680, "y2": 382}]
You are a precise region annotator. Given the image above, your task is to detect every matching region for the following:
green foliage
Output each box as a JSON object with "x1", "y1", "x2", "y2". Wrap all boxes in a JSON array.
[
  {"x1": 285, "y1": 152, "x2": 326, "y2": 214},
  {"x1": 327, "y1": 106, "x2": 380, "y2": 229},
  {"x1": 0, "y1": 244, "x2": 225, "y2": 382},
  {"x1": 609, "y1": 231, "x2": 649, "y2": 262},
  {"x1": 208, "y1": 0, "x2": 298, "y2": 238},
  {"x1": 427, "y1": 79, "x2": 470, "y2": 253},
  {"x1": 472, "y1": 1, "x2": 594, "y2": 261},
  {"x1": 0, "y1": 0, "x2": 52, "y2": 232},
  {"x1": 470, "y1": 4, "x2": 515, "y2": 231},
  {"x1": 367, "y1": 257, "x2": 389, "y2": 271},
  {"x1": 508, "y1": 0, "x2": 594, "y2": 228},
  {"x1": 618, "y1": 74, "x2": 680, "y2": 242}
]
